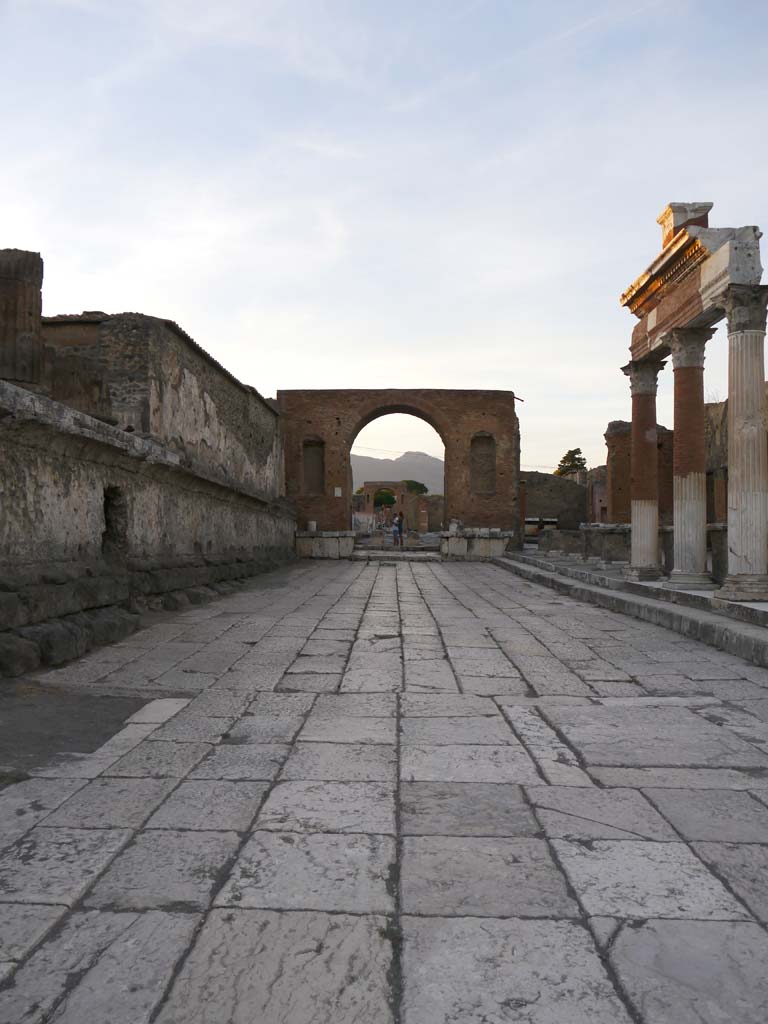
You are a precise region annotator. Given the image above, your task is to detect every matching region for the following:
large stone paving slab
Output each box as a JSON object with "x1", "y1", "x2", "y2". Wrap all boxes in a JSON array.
[
  {"x1": 527, "y1": 786, "x2": 677, "y2": 840},
  {"x1": 189, "y1": 743, "x2": 289, "y2": 780},
  {"x1": 402, "y1": 916, "x2": 633, "y2": 1023},
  {"x1": 401, "y1": 743, "x2": 541, "y2": 783},
  {"x1": 553, "y1": 839, "x2": 750, "y2": 919},
  {"x1": 609, "y1": 919, "x2": 768, "y2": 1024},
  {"x1": 0, "y1": 909, "x2": 199, "y2": 1024},
  {"x1": 401, "y1": 782, "x2": 538, "y2": 836},
  {"x1": 84, "y1": 829, "x2": 240, "y2": 910},
  {"x1": 146, "y1": 780, "x2": 269, "y2": 831},
  {"x1": 645, "y1": 788, "x2": 768, "y2": 841},
  {"x1": 0, "y1": 827, "x2": 130, "y2": 907},
  {"x1": 216, "y1": 832, "x2": 395, "y2": 912},
  {"x1": 0, "y1": 779, "x2": 86, "y2": 850},
  {"x1": 43, "y1": 777, "x2": 177, "y2": 829},
  {"x1": 256, "y1": 780, "x2": 396, "y2": 833},
  {"x1": 693, "y1": 842, "x2": 768, "y2": 920},
  {"x1": 0, "y1": 903, "x2": 63, "y2": 962},
  {"x1": 280, "y1": 741, "x2": 396, "y2": 781},
  {"x1": 400, "y1": 715, "x2": 515, "y2": 745},
  {"x1": 401, "y1": 836, "x2": 577, "y2": 916},
  {"x1": 545, "y1": 705, "x2": 768, "y2": 767},
  {"x1": 155, "y1": 909, "x2": 394, "y2": 1024}
]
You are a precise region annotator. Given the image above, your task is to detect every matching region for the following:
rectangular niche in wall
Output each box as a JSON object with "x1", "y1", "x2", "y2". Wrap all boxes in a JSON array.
[
  {"x1": 302, "y1": 439, "x2": 325, "y2": 495},
  {"x1": 470, "y1": 433, "x2": 496, "y2": 495}
]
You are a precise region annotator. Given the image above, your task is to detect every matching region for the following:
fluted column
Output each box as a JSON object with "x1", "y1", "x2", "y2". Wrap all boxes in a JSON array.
[
  {"x1": 665, "y1": 327, "x2": 717, "y2": 589},
  {"x1": 717, "y1": 284, "x2": 768, "y2": 600},
  {"x1": 622, "y1": 358, "x2": 665, "y2": 579},
  {"x1": 0, "y1": 249, "x2": 43, "y2": 387}
]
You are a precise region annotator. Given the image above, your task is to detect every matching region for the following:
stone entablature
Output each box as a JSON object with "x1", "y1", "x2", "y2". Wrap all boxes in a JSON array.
[{"x1": 621, "y1": 205, "x2": 762, "y2": 361}]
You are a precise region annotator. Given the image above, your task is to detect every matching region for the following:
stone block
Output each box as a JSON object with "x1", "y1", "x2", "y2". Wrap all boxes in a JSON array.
[
  {"x1": 0, "y1": 592, "x2": 27, "y2": 630},
  {"x1": 0, "y1": 632, "x2": 40, "y2": 676},
  {"x1": 256, "y1": 780, "x2": 396, "y2": 834}
]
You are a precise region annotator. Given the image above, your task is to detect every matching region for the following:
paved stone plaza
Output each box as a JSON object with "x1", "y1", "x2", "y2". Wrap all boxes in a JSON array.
[{"x1": 2, "y1": 560, "x2": 768, "y2": 1022}]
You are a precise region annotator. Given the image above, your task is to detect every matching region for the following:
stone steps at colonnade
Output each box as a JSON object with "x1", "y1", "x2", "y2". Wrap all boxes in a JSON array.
[{"x1": 495, "y1": 550, "x2": 768, "y2": 670}]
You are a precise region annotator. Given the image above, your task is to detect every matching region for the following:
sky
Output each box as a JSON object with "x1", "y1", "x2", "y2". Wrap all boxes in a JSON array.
[{"x1": 2, "y1": 0, "x2": 767, "y2": 470}]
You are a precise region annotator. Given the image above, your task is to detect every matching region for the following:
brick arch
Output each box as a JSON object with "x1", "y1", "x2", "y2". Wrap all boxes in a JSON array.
[{"x1": 276, "y1": 388, "x2": 520, "y2": 536}]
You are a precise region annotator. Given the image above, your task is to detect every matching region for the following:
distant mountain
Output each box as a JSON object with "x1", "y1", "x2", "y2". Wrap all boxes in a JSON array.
[{"x1": 351, "y1": 450, "x2": 444, "y2": 494}]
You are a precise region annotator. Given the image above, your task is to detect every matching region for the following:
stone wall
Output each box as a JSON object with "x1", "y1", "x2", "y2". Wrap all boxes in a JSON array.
[
  {"x1": 0, "y1": 382, "x2": 295, "y2": 676},
  {"x1": 519, "y1": 471, "x2": 587, "y2": 530},
  {"x1": 604, "y1": 419, "x2": 673, "y2": 525}
]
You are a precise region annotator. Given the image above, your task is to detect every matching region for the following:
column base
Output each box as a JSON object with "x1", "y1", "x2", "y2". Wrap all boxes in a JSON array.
[
  {"x1": 715, "y1": 575, "x2": 768, "y2": 602},
  {"x1": 663, "y1": 570, "x2": 719, "y2": 591},
  {"x1": 623, "y1": 565, "x2": 665, "y2": 582}
]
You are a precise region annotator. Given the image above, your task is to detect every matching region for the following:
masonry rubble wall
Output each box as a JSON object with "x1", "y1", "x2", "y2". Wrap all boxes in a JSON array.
[
  {"x1": 0, "y1": 250, "x2": 297, "y2": 677},
  {"x1": 0, "y1": 382, "x2": 295, "y2": 676},
  {"x1": 519, "y1": 471, "x2": 587, "y2": 530}
]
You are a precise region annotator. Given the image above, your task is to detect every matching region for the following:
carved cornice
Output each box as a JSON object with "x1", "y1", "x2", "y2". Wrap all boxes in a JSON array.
[{"x1": 620, "y1": 234, "x2": 710, "y2": 318}]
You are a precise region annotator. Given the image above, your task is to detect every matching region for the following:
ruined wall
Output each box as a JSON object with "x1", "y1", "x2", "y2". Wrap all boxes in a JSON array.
[
  {"x1": 0, "y1": 382, "x2": 295, "y2": 675},
  {"x1": 519, "y1": 471, "x2": 588, "y2": 530},
  {"x1": 278, "y1": 388, "x2": 520, "y2": 536},
  {"x1": 603, "y1": 420, "x2": 673, "y2": 525}
]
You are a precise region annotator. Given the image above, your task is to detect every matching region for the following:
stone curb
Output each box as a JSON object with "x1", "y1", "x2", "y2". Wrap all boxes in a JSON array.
[{"x1": 493, "y1": 555, "x2": 768, "y2": 669}]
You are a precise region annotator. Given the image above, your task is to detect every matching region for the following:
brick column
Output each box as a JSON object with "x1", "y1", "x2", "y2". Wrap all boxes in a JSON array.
[
  {"x1": 665, "y1": 327, "x2": 717, "y2": 589},
  {"x1": 622, "y1": 359, "x2": 665, "y2": 579},
  {"x1": 0, "y1": 249, "x2": 44, "y2": 388},
  {"x1": 717, "y1": 284, "x2": 768, "y2": 601}
]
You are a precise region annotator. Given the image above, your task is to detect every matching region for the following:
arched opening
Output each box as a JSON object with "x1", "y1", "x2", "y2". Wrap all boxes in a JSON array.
[{"x1": 350, "y1": 412, "x2": 445, "y2": 549}]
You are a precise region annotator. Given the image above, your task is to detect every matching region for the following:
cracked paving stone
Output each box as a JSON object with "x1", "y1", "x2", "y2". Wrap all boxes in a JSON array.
[
  {"x1": 146, "y1": 780, "x2": 269, "y2": 831},
  {"x1": 401, "y1": 836, "x2": 577, "y2": 916},
  {"x1": 526, "y1": 786, "x2": 678, "y2": 841},
  {"x1": 277, "y1": 673, "x2": 342, "y2": 693},
  {"x1": 692, "y1": 842, "x2": 768, "y2": 920},
  {"x1": 0, "y1": 909, "x2": 199, "y2": 1024},
  {"x1": 154, "y1": 909, "x2": 393, "y2": 1024},
  {"x1": 42, "y1": 778, "x2": 177, "y2": 829},
  {"x1": 400, "y1": 693, "x2": 497, "y2": 717},
  {"x1": 84, "y1": 829, "x2": 240, "y2": 910},
  {"x1": 311, "y1": 693, "x2": 396, "y2": 717},
  {"x1": 400, "y1": 743, "x2": 541, "y2": 784},
  {"x1": 401, "y1": 715, "x2": 515, "y2": 745},
  {"x1": 608, "y1": 919, "x2": 768, "y2": 1024},
  {"x1": 256, "y1": 780, "x2": 395, "y2": 834},
  {"x1": 0, "y1": 779, "x2": 86, "y2": 850},
  {"x1": 298, "y1": 715, "x2": 396, "y2": 744},
  {"x1": 216, "y1": 831, "x2": 395, "y2": 913},
  {"x1": 104, "y1": 740, "x2": 212, "y2": 778},
  {"x1": 0, "y1": 904, "x2": 64, "y2": 962},
  {"x1": 644, "y1": 788, "x2": 768, "y2": 842},
  {"x1": 553, "y1": 839, "x2": 751, "y2": 919},
  {"x1": 401, "y1": 782, "x2": 539, "y2": 837},
  {"x1": 189, "y1": 743, "x2": 289, "y2": 780},
  {"x1": 402, "y1": 917, "x2": 633, "y2": 1024},
  {"x1": 226, "y1": 716, "x2": 304, "y2": 743},
  {"x1": 0, "y1": 827, "x2": 130, "y2": 907},
  {"x1": 280, "y1": 742, "x2": 396, "y2": 782},
  {"x1": 545, "y1": 705, "x2": 768, "y2": 767}
]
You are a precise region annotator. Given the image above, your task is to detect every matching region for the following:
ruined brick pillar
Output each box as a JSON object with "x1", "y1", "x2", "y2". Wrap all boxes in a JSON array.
[
  {"x1": 666, "y1": 327, "x2": 716, "y2": 588},
  {"x1": 622, "y1": 359, "x2": 665, "y2": 579},
  {"x1": 604, "y1": 421, "x2": 631, "y2": 523},
  {"x1": 0, "y1": 249, "x2": 44, "y2": 388},
  {"x1": 717, "y1": 285, "x2": 768, "y2": 600}
]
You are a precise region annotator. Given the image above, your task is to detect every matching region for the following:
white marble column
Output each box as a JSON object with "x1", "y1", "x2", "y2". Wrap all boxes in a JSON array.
[
  {"x1": 717, "y1": 285, "x2": 768, "y2": 600},
  {"x1": 666, "y1": 327, "x2": 717, "y2": 589},
  {"x1": 622, "y1": 358, "x2": 665, "y2": 580}
]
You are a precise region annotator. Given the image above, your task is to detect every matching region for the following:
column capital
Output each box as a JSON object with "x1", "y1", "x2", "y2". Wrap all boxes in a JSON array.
[
  {"x1": 724, "y1": 284, "x2": 768, "y2": 333},
  {"x1": 667, "y1": 327, "x2": 715, "y2": 369},
  {"x1": 621, "y1": 359, "x2": 665, "y2": 396}
]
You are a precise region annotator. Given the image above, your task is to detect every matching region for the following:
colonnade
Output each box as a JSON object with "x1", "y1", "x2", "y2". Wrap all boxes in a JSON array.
[{"x1": 624, "y1": 284, "x2": 768, "y2": 601}]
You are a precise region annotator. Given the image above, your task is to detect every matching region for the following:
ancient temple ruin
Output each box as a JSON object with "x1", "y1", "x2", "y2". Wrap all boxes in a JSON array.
[{"x1": 620, "y1": 202, "x2": 767, "y2": 599}]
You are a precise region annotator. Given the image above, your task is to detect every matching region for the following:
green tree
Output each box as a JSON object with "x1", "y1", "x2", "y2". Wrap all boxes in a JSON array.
[
  {"x1": 374, "y1": 489, "x2": 396, "y2": 507},
  {"x1": 404, "y1": 480, "x2": 428, "y2": 495},
  {"x1": 554, "y1": 448, "x2": 587, "y2": 477}
]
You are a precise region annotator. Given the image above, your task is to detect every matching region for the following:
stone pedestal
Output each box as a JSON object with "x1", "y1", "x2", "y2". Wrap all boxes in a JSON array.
[
  {"x1": 440, "y1": 528, "x2": 514, "y2": 560},
  {"x1": 622, "y1": 360, "x2": 665, "y2": 580},
  {"x1": 716, "y1": 286, "x2": 768, "y2": 601},
  {"x1": 665, "y1": 328, "x2": 718, "y2": 589},
  {"x1": 295, "y1": 531, "x2": 355, "y2": 559},
  {"x1": 0, "y1": 249, "x2": 44, "y2": 388}
]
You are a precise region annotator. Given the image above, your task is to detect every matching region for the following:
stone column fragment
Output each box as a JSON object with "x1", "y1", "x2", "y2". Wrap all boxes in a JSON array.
[
  {"x1": 0, "y1": 249, "x2": 44, "y2": 387},
  {"x1": 666, "y1": 327, "x2": 717, "y2": 589},
  {"x1": 622, "y1": 358, "x2": 665, "y2": 579},
  {"x1": 717, "y1": 285, "x2": 768, "y2": 601}
]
